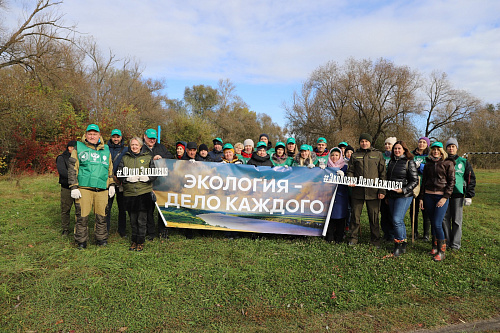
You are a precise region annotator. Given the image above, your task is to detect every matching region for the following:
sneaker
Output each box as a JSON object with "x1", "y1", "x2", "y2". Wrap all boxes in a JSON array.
[
  {"x1": 129, "y1": 242, "x2": 137, "y2": 251},
  {"x1": 96, "y1": 240, "x2": 107, "y2": 247},
  {"x1": 136, "y1": 243, "x2": 144, "y2": 252},
  {"x1": 77, "y1": 242, "x2": 87, "y2": 250}
]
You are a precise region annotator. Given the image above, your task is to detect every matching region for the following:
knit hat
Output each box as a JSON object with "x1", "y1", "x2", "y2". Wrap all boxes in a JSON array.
[
  {"x1": 359, "y1": 133, "x2": 372, "y2": 143},
  {"x1": 345, "y1": 145, "x2": 355, "y2": 154},
  {"x1": 176, "y1": 141, "x2": 186, "y2": 149},
  {"x1": 243, "y1": 139, "x2": 254, "y2": 147},
  {"x1": 259, "y1": 133, "x2": 269, "y2": 141},
  {"x1": 67, "y1": 140, "x2": 77, "y2": 148},
  {"x1": 199, "y1": 144, "x2": 209, "y2": 152},
  {"x1": 286, "y1": 138, "x2": 296, "y2": 144},
  {"x1": 385, "y1": 137, "x2": 397, "y2": 145},
  {"x1": 186, "y1": 142, "x2": 197, "y2": 150},
  {"x1": 419, "y1": 137, "x2": 430, "y2": 147},
  {"x1": 445, "y1": 138, "x2": 459, "y2": 149}
]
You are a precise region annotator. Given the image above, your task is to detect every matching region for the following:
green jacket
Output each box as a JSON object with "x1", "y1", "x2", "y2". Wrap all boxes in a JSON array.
[
  {"x1": 118, "y1": 149, "x2": 157, "y2": 197},
  {"x1": 346, "y1": 147, "x2": 386, "y2": 200},
  {"x1": 68, "y1": 136, "x2": 114, "y2": 190},
  {"x1": 271, "y1": 153, "x2": 294, "y2": 166}
]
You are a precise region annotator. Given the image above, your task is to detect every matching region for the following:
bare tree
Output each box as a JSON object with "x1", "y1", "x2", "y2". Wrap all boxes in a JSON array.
[
  {"x1": 422, "y1": 71, "x2": 481, "y2": 138},
  {"x1": 0, "y1": 0, "x2": 76, "y2": 69}
]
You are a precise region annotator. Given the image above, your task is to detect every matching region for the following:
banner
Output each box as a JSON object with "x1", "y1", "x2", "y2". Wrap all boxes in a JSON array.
[{"x1": 152, "y1": 159, "x2": 342, "y2": 236}]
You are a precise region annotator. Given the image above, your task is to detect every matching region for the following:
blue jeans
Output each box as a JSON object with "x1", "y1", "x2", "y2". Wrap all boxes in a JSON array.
[
  {"x1": 388, "y1": 197, "x2": 413, "y2": 241},
  {"x1": 423, "y1": 193, "x2": 449, "y2": 240}
]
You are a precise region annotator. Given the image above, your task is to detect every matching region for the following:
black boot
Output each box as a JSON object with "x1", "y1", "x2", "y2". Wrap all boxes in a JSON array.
[
  {"x1": 401, "y1": 241, "x2": 407, "y2": 254},
  {"x1": 393, "y1": 240, "x2": 404, "y2": 257}
]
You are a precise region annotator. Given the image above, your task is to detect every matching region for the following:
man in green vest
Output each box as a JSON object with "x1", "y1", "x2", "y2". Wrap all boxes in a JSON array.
[
  {"x1": 443, "y1": 138, "x2": 476, "y2": 250},
  {"x1": 68, "y1": 124, "x2": 115, "y2": 249}
]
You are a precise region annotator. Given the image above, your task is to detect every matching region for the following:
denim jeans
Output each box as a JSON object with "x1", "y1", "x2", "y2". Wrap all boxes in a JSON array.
[
  {"x1": 423, "y1": 193, "x2": 449, "y2": 240},
  {"x1": 388, "y1": 197, "x2": 413, "y2": 241}
]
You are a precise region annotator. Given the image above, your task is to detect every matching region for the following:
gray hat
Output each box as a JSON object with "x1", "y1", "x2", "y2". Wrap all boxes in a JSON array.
[
  {"x1": 243, "y1": 139, "x2": 254, "y2": 147},
  {"x1": 445, "y1": 138, "x2": 459, "y2": 149}
]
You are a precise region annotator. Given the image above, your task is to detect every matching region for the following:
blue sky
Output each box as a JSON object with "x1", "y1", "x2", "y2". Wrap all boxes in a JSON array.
[{"x1": 5, "y1": 0, "x2": 500, "y2": 128}]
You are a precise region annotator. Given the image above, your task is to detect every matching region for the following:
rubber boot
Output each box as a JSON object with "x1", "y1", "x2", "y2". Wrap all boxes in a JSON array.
[
  {"x1": 429, "y1": 237, "x2": 438, "y2": 255},
  {"x1": 433, "y1": 240, "x2": 446, "y2": 261},
  {"x1": 401, "y1": 241, "x2": 407, "y2": 254},
  {"x1": 393, "y1": 240, "x2": 404, "y2": 257}
]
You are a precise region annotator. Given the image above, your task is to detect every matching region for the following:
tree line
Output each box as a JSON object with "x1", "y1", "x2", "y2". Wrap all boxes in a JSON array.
[{"x1": 0, "y1": 0, "x2": 498, "y2": 174}]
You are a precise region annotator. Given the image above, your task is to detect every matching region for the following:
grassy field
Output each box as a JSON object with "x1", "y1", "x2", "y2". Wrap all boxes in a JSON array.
[{"x1": 0, "y1": 171, "x2": 498, "y2": 332}]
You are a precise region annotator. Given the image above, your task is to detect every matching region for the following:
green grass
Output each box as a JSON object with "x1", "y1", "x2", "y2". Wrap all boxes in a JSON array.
[{"x1": 0, "y1": 172, "x2": 498, "y2": 332}]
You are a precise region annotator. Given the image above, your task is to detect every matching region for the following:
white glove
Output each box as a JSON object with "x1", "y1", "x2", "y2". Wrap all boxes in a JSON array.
[
  {"x1": 337, "y1": 169, "x2": 344, "y2": 177},
  {"x1": 307, "y1": 164, "x2": 315, "y2": 169},
  {"x1": 189, "y1": 159, "x2": 196, "y2": 164},
  {"x1": 139, "y1": 175, "x2": 150, "y2": 182},
  {"x1": 284, "y1": 165, "x2": 289, "y2": 168},
  {"x1": 108, "y1": 186, "x2": 115, "y2": 198},
  {"x1": 71, "y1": 189, "x2": 82, "y2": 199},
  {"x1": 126, "y1": 175, "x2": 139, "y2": 183},
  {"x1": 319, "y1": 163, "x2": 326, "y2": 170},
  {"x1": 464, "y1": 198, "x2": 472, "y2": 206}
]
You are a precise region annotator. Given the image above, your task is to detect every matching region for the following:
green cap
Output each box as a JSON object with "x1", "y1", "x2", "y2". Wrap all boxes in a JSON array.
[
  {"x1": 338, "y1": 141, "x2": 348, "y2": 147},
  {"x1": 286, "y1": 138, "x2": 296, "y2": 144},
  {"x1": 223, "y1": 143, "x2": 234, "y2": 151},
  {"x1": 299, "y1": 144, "x2": 309, "y2": 151},
  {"x1": 431, "y1": 141, "x2": 443, "y2": 148},
  {"x1": 145, "y1": 128, "x2": 157, "y2": 139},
  {"x1": 111, "y1": 129, "x2": 122, "y2": 136},
  {"x1": 86, "y1": 124, "x2": 100, "y2": 132},
  {"x1": 317, "y1": 137, "x2": 327, "y2": 144},
  {"x1": 213, "y1": 137, "x2": 223, "y2": 145},
  {"x1": 275, "y1": 141, "x2": 285, "y2": 149},
  {"x1": 256, "y1": 141, "x2": 267, "y2": 149}
]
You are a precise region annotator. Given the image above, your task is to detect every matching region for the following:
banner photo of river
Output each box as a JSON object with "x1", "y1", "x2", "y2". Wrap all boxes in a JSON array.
[{"x1": 152, "y1": 159, "x2": 342, "y2": 236}]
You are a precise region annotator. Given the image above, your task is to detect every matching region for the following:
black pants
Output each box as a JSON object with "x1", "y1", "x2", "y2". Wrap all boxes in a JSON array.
[
  {"x1": 326, "y1": 218, "x2": 346, "y2": 243},
  {"x1": 129, "y1": 210, "x2": 147, "y2": 244},
  {"x1": 380, "y1": 199, "x2": 394, "y2": 241},
  {"x1": 106, "y1": 190, "x2": 126, "y2": 234},
  {"x1": 409, "y1": 196, "x2": 430, "y2": 238}
]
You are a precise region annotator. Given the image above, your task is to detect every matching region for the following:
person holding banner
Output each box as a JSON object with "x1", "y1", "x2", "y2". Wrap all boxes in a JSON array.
[
  {"x1": 419, "y1": 142, "x2": 455, "y2": 262},
  {"x1": 221, "y1": 143, "x2": 244, "y2": 164},
  {"x1": 197, "y1": 144, "x2": 213, "y2": 162},
  {"x1": 271, "y1": 142, "x2": 293, "y2": 167},
  {"x1": 380, "y1": 136, "x2": 397, "y2": 242},
  {"x1": 443, "y1": 138, "x2": 476, "y2": 250},
  {"x1": 68, "y1": 124, "x2": 115, "y2": 249},
  {"x1": 346, "y1": 133, "x2": 386, "y2": 247},
  {"x1": 208, "y1": 138, "x2": 224, "y2": 162},
  {"x1": 292, "y1": 145, "x2": 319, "y2": 168},
  {"x1": 117, "y1": 137, "x2": 157, "y2": 252},
  {"x1": 286, "y1": 138, "x2": 298, "y2": 158},
  {"x1": 143, "y1": 128, "x2": 173, "y2": 240},
  {"x1": 386, "y1": 141, "x2": 418, "y2": 257},
  {"x1": 175, "y1": 141, "x2": 187, "y2": 160},
  {"x1": 247, "y1": 141, "x2": 274, "y2": 167},
  {"x1": 325, "y1": 147, "x2": 349, "y2": 243},
  {"x1": 241, "y1": 139, "x2": 254, "y2": 163}
]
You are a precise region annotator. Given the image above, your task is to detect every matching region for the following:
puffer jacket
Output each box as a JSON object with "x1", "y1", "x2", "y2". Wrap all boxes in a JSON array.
[
  {"x1": 247, "y1": 152, "x2": 273, "y2": 167},
  {"x1": 419, "y1": 156, "x2": 456, "y2": 199},
  {"x1": 346, "y1": 146, "x2": 386, "y2": 199},
  {"x1": 386, "y1": 156, "x2": 419, "y2": 198}
]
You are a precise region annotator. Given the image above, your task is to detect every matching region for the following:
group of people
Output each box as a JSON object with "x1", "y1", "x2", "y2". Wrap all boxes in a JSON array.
[{"x1": 56, "y1": 125, "x2": 476, "y2": 260}]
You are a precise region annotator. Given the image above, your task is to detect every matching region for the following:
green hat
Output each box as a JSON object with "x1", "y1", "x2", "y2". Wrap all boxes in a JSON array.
[
  {"x1": 338, "y1": 141, "x2": 348, "y2": 147},
  {"x1": 317, "y1": 137, "x2": 327, "y2": 144},
  {"x1": 111, "y1": 129, "x2": 122, "y2": 136},
  {"x1": 213, "y1": 137, "x2": 223, "y2": 145},
  {"x1": 223, "y1": 143, "x2": 234, "y2": 151},
  {"x1": 145, "y1": 128, "x2": 157, "y2": 139},
  {"x1": 299, "y1": 144, "x2": 309, "y2": 151},
  {"x1": 256, "y1": 141, "x2": 267, "y2": 149},
  {"x1": 359, "y1": 133, "x2": 372, "y2": 143},
  {"x1": 431, "y1": 141, "x2": 443, "y2": 148},
  {"x1": 286, "y1": 138, "x2": 296, "y2": 144},
  {"x1": 86, "y1": 124, "x2": 100, "y2": 132},
  {"x1": 275, "y1": 141, "x2": 286, "y2": 149}
]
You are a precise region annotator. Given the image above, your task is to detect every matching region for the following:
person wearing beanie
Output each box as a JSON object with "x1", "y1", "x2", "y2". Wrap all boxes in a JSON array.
[
  {"x1": 419, "y1": 142, "x2": 456, "y2": 261},
  {"x1": 247, "y1": 141, "x2": 274, "y2": 167},
  {"x1": 345, "y1": 133, "x2": 386, "y2": 246},
  {"x1": 175, "y1": 141, "x2": 187, "y2": 159},
  {"x1": 259, "y1": 134, "x2": 275, "y2": 154},
  {"x1": 56, "y1": 140, "x2": 77, "y2": 236},
  {"x1": 286, "y1": 137, "x2": 298, "y2": 158},
  {"x1": 344, "y1": 145, "x2": 354, "y2": 162},
  {"x1": 208, "y1": 137, "x2": 224, "y2": 162},
  {"x1": 196, "y1": 143, "x2": 212, "y2": 162},
  {"x1": 410, "y1": 136, "x2": 431, "y2": 240},
  {"x1": 240, "y1": 139, "x2": 254, "y2": 163},
  {"x1": 380, "y1": 136, "x2": 397, "y2": 242},
  {"x1": 106, "y1": 129, "x2": 129, "y2": 237},
  {"x1": 443, "y1": 138, "x2": 476, "y2": 250}
]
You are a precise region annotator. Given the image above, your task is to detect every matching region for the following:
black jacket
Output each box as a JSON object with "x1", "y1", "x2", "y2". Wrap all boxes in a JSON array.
[
  {"x1": 143, "y1": 142, "x2": 174, "y2": 159},
  {"x1": 247, "y1": 152, "x2": 273, "y2": 167},
  {"x1": 386, "y1": 156, "x2": 419, "y2": 198},
  {"x1": 208, "y1": 149, "x2": 223, "y2": 162},
  {"x1": 56, "y1": 149, "x2": 72, "y2": 188}
]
